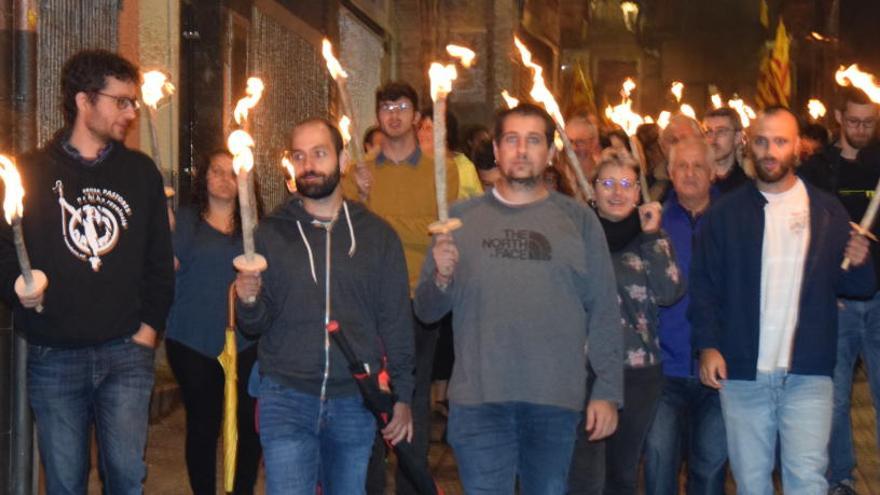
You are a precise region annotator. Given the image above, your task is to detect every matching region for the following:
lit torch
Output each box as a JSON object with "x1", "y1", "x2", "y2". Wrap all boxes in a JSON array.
[
  {"x1": 670, "y1": 81, "x2": 684, "y2": 103},
  {"x1": 835, "y1": 64, "x2": 880, "y2": 269},
  {"x1": 711, "y1": 92, "x2": 723, "y2": 109},
  {"x1": 446, "y1": 44, "x2": 476, "y2": 68},
  {"x1": 228, "y1": 78, "x2": 267, "y2": 294},
  {"x1": 604, "y1": 78, "x2": 651, "y2": 203},
  {"x1": 321, "y1": 39, "x2": 370, "y2": 200},
  {"x1": 513, "y1": 36, "x2": 595, "y2": 202},
  {"x1": 0, "y1": 155, "x2": 47, "y2": 313},
  {"x1": 141, "y1": 70, "x2": 176, "y2": 198},
  {"x1": 807, "y1": 99, "x2": 827, "y2": 121},
  {"x1": 281, "y1": 152, "x2": 297, "y2": 193},
  {"x1": 679, "y1": 103, "x2": 697, "y2": 120},
  {"x1": 728, "y1": 96, "x2": 756, "y2": 128},
  {"x1": 427, "y1": 62, "x2": 462, "y2": 234},
  {"x1": 500, "y1": 90, "x2": 519, "y2": 109}
]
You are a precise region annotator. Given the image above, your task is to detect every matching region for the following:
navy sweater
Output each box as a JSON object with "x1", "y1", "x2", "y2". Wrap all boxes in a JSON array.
[{"x1": 689, "y1": 180, "x2": 875, "y2": 380}]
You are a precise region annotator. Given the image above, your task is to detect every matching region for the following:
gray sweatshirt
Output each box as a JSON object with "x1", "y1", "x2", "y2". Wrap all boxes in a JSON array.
[{"x1": 414, "y1": 191, "x2": 623, "y2": 411}]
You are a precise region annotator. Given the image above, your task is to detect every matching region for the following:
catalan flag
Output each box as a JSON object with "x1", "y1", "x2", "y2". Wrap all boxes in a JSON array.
[{"x1": 756, "y1": 19, "x2": 791, "y2": 109}]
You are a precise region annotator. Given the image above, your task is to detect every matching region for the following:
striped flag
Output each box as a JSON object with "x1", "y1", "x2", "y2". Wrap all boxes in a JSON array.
[{"x1": 756, "y1": 19, "x2": 791, "y2": 109}]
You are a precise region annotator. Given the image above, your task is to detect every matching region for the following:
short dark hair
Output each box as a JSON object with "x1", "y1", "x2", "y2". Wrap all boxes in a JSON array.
[
  {"x1": 801, "y1": 123, "x2": 830, "y2": 147},
  {"x1": 192, "y1": 149, "x2": 264, "y2": 235},
  {"x1": 493, "y1": 103, "x2": 555, "y2": 148},
  {"x1": 61, "y1": 49, "x2": 140, "y2": 127},
  {"x1": 837, "y1": 86, "x2": 874, "y2": 112},
  {"x1": 363, "y1": 126, "x2": 381, "y2": 152},
  {"x1": 375, "y1": 81, "x2": 419, "y2": 114},
  {"x1": 420, "y1": 105, "x2": 460, "y2": 150},
  {"x1": 704, "y1": 107, "x2": 743, "y2": 132},
  {"x1": 291, "y1": 117, "x2": 345, "y2": 157},
  {"x1": 473, "y1": 139, "x2": 496, "y2": 171},
  {"x1": 757, "y1": 106, "x2": 801, "y2": 133}
]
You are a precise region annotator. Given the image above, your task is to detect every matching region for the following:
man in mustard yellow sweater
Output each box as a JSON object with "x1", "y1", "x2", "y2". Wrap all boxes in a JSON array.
[{"x1": 345, "y1": 81, "x2": 457, "y2": 494}]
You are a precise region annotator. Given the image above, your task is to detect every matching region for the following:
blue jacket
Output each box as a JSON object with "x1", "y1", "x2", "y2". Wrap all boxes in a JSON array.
[
  {"x1": 658, "y1": 191, "x2": 711, "y2": 378},
  {"x1": 689, "y1": 180, "x2": 876, "y2": 380}
]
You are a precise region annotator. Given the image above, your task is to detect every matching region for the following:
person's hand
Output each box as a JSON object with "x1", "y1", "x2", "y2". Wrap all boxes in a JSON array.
[
  {"x1": 382, "y1": 402, "x2": 413, "y2": 446},
  {"x1": 17, "y1": 286, "x2": 45, "y2": 310},
  {"x1": 432, "y1": 233, "x2": 459, "y2": 288},
  {"x1": 638, "y1": 201, "x2": 662, "y2": 234},
  {"x1": 355, "y1": 165, "x2": 372, "y2": 202},
  {"x1": 844, "y1": 227, "x2": 871, "y2": 268},
  {"x1": 585, "y1": 399, "x2": 618, "y2": 441},
  {"x1": 235, "y1": 270, "x2": 262, "y2": 304},
  {"x1": 131, "y1": 322, "x2": 158, "y2": 349},
  {"x1": 699, "y1": 348, "x2": 727, "y2": 389}
]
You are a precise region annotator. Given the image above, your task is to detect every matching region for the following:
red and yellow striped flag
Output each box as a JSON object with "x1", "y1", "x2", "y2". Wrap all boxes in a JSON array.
[{"x1": 756, "y1": 19, "x2": 791, "y2": 109}]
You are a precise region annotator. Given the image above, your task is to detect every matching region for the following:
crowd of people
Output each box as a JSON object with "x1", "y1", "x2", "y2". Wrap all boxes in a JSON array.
[{"x1": 0, "y1": 48, "x2": 878, "y2": 495}]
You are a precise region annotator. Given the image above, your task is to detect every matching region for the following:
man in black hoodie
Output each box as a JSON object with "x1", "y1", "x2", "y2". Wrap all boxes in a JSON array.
[
  {"x1": 235, "y1": 118, "x2": 414, "y2": 494},
  {"x1": 0, "y1": 50, "x2": 174, "y2": 493}
]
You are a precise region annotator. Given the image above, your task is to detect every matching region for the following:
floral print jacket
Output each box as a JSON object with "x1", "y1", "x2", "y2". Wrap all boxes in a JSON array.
[{"x1": 613, "y1": 231, "x2": 685, "y2": 369}]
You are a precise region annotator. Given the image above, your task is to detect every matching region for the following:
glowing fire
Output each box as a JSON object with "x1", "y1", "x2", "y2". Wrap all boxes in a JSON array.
[
  {"x1": 0, "y1": 154, "x2": 24, "y2": 224},
  {"x1": 141, "y1": 71, "x2": 175, "y2": 109},
  {"x1": 227, "y1": 130, "x2": 255, "y2": 174},
  {"x1": 835, "y1": 64, "x2": 880, "y2": 103},
  {"x1": 321, "y1": 39, "x2": 348, "y2": 80},
  {"x1": 679, "y1": 104, "x2": 696, "y2": 120},
  {"x1": 807, "y1": 99, "x2": 827, "y2": 120},
  {"x1": 500, "y1": 90, "x2": 519, "y2": 109},
  {"x1": 513, "y1": 36, "x2": 566, "y2": 126},
  {"x1": 429, "y1": 63, "x2": 458, "y2": 102},
  {"x1": 446, "y1": 44, "x2": 476, "y2": 68},
  {"x1": 644, "y1": 116, "x2": 655, "y2": 124},
  {"x1": 604, "y1": 78, "x2": 644, "y2": 136},
  {"x1": 233, "y1": 77, "x2": 265, "y2": 125},
  {"x1": 711, "y1": 93, "x2": 723, "y2": 109},
  {"x1": 728, "y1": 97, "x2": 757, "y2": 128},
  {"x1": 670, "y1": 81, "x2": 684, "y2": 103},
  {"x1": 339, "y1": 115, "x2": 352, "y2": 145},
  {"x1": 657, "y1": 111, "x2": 671, "y2": 129}
]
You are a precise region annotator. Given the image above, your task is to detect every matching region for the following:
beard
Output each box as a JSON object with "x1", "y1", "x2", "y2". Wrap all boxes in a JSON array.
[
  {"x1": 295, "y1": 168, "x2": 341, "y2": 199},
  {"x1": 844, "y1": 127, "x2": 874, "y2": 150},
  {"x1": 754, "y1": 152, "x2": 797, "y2": 184}
]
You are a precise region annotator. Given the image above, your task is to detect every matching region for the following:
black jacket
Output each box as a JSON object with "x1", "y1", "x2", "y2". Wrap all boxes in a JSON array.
[
  {"x1": 0, "y1": 135, "x2": 174, "y2": 347},
  {"x1": 236, "y1": 197, "x2": 415, "y2": 402}
]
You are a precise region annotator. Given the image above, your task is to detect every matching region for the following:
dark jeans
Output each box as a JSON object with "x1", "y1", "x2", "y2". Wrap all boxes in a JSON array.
[
  {"x1": 568, "y1": 365, "x2": 664, "y2": 495},
  {"x1": 643, "y1": 375, "x2": 727, "y2": 495},
  {"x1": 166, "y1": 339, "x2": 262, "y2": 495},
  {"x1": 28, "y1": 337, "x2": 155, "y2": 495},
  {"x1": 367, "y1": 311, "x2": 439, "y2": 494}
]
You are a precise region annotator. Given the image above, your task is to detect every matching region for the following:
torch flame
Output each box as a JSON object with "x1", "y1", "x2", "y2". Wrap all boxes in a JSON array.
[
  {"x1": 513, "y1": 36, "x2": 566, "y2": 126},
  {"x1": 321, "y1": 38, "x2": 348, "y2": 80},
  {"x1": 657, "y1": 111, "x2": 671, "y2": 129},
  {"x1": 0, "y1": 155, "x2": 24, "y2": 224},
  {"x1": 644, "y1": 116, "x2": 655, "y2": 124},
  {"x1": 727, "y1": 97, "x2": 756, "y2": 128},
  {"x1": 500, "y1": 90, "x2": 519, "y2": 109},
  {"x1": 622, "y1": 78, "x2": 636, "y2": 99},
  {"x1": 679, "y1": 104, "x2": 697, "y2": 120},
  {"x1": 339, "y1": 115, "x2": 352, "y2": 145},
  {"x1": 227, "y1": 130, "x2": 255, "y2": 175},
  {"x1": 807, "y1": 99, "x2": 827, "y2": 120},
  {"x1": 141, "y1": 71, "x2": 175, "y2": 109},
  {"x1": 429, "y1": 63, "x2": 458, "y2": 102},
  {"x1": 604, "y1": 78, "x2": 644, "y2": 136},
  {"x1": 671, "y1": 81, "x2": 684, "y2": 103},
  {"x1": 446, "y1": 44, "x2": 476, "y2": 68},
  {"x1": 711, "y1": 93, "x2": 723, "y2": 109},
  {"x1": 835, "y1": 64, "x2": 880, "y2": 103},
  {"x1": 233, "y1": 77, "x2": 265, "y2": 126}
]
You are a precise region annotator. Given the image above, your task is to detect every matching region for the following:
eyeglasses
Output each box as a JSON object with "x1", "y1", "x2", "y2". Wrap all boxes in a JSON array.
[
  {"x1": 94, "y1": 92, "x2": 141, "y2": 111},
  {"x1": 704, "y1": 127, "x2": 734, "y2": 138},
  {"x1": 595, "y1": 177, "x2": 639, "y2": 191},
  {"x1": 843, "y1": 117, "x2": 877, "y2": 129},
  {"x1": 379, "y1": 102, "x2": 412, "y2": 113}
]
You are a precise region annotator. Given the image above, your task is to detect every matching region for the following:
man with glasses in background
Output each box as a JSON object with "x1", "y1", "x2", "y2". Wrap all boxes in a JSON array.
[
  {"x1": 343, "y1": 81, "x2": 458, "y2": 494},
  {"x1": 0, "y1": 50, "x2": 174, "y2": 493},
  {"x1": 800, "y1": 86, "x2": 880, "y2": 495},
  {"x1": 703, "y1": 107, "x2": 750, "y2": 194}
]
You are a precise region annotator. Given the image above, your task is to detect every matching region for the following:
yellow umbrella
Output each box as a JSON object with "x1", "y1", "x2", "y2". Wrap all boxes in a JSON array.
[{"x1": 217, "y1": 284, "x2": 239, "y2": 493}]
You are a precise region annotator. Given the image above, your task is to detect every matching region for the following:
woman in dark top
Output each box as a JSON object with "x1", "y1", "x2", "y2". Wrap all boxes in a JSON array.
[
  {"x1": 568, "y1": 149, "x2": 684, "y2": 494},
  {"x1": 166, "y1": 150, "x2": 264, "y2": 495}
]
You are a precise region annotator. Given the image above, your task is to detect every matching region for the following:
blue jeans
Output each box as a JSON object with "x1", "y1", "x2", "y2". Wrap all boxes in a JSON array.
[
  {"x1": 257, "y1": 376, "x2": 376, "y2": 495},
  {"x1": 27, "y1": 337, "x2": 156, "y2": 495},
  {"x1": 448, "y1": 401, "x2": 580, "y2": 494},
  {"x1": 720, "y1": 371, "x2": 832, "y2": 495},
  {"x1": 643, "y1": 376, "x2": 727, "y2": 495},
  {"x1": 828, "y1": 294, "x2": 880, "y2": 485}
]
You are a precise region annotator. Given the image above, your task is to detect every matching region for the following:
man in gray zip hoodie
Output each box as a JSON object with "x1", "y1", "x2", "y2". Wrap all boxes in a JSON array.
[
  {"x1": 414, "y1": 104, "x2": 623, "y2": 493},
  {"x1": 235, "y1": 118, "x2": 414, "y2": 494}
]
